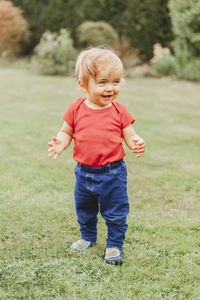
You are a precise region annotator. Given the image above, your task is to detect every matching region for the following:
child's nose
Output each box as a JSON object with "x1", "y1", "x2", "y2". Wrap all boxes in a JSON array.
[{"x1": 105, "y1": 84, "x2": 113, "y2": 91}]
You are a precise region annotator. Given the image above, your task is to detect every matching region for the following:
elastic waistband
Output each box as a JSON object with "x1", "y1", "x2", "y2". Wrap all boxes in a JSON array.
[{"x1": 77, "y1": 159, "x2": 124, "y2": 174}]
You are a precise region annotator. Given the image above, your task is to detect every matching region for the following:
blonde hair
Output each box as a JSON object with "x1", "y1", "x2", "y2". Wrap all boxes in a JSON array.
[{"x1": 76, "y1": 47, "x2": 123, "y2": 88}]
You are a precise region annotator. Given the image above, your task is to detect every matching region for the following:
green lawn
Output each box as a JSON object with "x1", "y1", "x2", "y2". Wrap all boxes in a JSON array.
[{"x1": 0, "y1": 67, "x2": 200, "y2": 299}]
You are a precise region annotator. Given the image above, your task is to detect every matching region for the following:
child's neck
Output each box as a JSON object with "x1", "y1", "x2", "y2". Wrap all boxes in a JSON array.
[{"x1": 84, "y1": 98, "x2": 112, "y2": 110}]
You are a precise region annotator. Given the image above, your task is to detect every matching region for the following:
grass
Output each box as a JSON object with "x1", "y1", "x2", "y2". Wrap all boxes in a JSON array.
[{"x1": 0, "y1": 66, "x2": 200, "y2": 299}]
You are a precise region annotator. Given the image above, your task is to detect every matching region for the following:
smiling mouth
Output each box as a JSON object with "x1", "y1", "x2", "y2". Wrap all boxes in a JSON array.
[{"x1": 102, "y1": 95, "x2": 113, "y2": 98}]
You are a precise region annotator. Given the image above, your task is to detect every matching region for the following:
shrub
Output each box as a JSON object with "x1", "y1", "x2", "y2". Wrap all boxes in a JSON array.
[
  {"x1": 168, "y1": 0, "x2": 200, "y2": 80},
  {"x1": 151, "y1": 43, "x2": 177, "y2": 76},
  {"x1": 76, "y1": 21, "x2": 119, "y2": 49},
  {"x1": 169, "y1": 0, "x2": 200, "y2": 58},
  {"x1": 152, "y1": 56, "x2": 177, "y2": 77},
  {"x1": 151, "y1": 43, "x2": 200, "y2": 81},
  {"x1": 32, "y1": 29, "x2": 76, "y2": 76},
  {"x1": 12, "y1": 0, "x2": 174, "y2": 60},
  {"x1": 124, "y1": 0, "x2": 174, "y2": 60},
  {"x1": 0, "y1": 1, "x2": 29, "y2": 56},
  {"x1": 176, "y1": 59, "x2": 200, "y2": 81}
]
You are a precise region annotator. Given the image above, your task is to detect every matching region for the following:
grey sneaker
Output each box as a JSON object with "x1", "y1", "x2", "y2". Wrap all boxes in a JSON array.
[
  {"x1": 104, "y1": 247, "x2": 124, "y2": 265},
  {"x1": 69, "y1": 239, "x2": 93, "y2": 251}
]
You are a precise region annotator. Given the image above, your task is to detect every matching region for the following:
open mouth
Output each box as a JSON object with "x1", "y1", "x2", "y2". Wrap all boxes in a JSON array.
[{"x1": 102, "y1": 95, "x2": 113, "y2": 99}]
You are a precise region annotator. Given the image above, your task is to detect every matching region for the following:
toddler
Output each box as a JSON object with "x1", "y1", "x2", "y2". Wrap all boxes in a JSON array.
[{"x1": 48, "y1": 47, "x2": 146, "y2": 265}]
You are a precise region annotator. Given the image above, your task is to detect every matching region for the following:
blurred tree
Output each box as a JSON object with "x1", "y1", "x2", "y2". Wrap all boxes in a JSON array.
[
  {"x1": 33, "y1": 28, "x2": 76, "y2": 76},
  {"x1": 12, "y1": 0, "x2": 173, "y2": 60},
  {"x1": 12, "y1": 0, "x2": 58, "y2": 54},
  {"x1": 169, "y1": 0, "x2": 200, "y2": 57},
  {"x1": 122, "y1": 0, "x2": 174, "y2": 60},
  {"x1": 0, "y1": 0, "x2": 29, "y2": 56},
  {"x1": 167, "y1": 0, "x2": 200, "y2": 81},
  {"x1": 76, "y1": 21, "x2": 119, "y2": 49}
]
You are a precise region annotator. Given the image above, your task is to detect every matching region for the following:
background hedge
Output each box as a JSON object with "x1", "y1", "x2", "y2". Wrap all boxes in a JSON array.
[{"x1": 12, "y1": 0, "x2": 173, "y2": 60}]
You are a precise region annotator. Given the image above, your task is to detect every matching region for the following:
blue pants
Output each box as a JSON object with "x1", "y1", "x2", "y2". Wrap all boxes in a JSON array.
[{"x1": 74, "y1": 159, "x2": 129, "y2": 250}]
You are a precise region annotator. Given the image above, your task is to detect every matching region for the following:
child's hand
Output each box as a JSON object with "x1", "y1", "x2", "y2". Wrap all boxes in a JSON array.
[
  {"x1": 131, "y1": 135, "x2": 146, "y2": 158},
  {"x1": 48, "y1": 137, "x2": 64, "y2": 160}
]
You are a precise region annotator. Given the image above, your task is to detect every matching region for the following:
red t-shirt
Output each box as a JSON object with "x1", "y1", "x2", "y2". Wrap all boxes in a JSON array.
[{"x1": 62, "y1": 98, "x2": 135, "y2": 167}]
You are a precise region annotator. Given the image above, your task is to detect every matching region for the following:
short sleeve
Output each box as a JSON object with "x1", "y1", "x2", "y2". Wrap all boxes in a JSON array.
[
  {"x1": 62, "y1": 102, "x2": 75, "y2": 128},
  {"x1": 120, "y1": 104, "x2": 135, "y2": 129}
]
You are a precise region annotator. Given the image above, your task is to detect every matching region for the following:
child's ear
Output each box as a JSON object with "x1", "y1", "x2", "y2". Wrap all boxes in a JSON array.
[{"x1": 78, "y1": 80, "x2": 87, "y2": 93}]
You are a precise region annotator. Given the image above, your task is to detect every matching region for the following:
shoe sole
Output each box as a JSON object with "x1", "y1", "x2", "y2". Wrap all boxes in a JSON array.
[
  {"x1": 105, "y1": 258, "x2": 123, "y2": 265},
  {"x1": 69, "y1": 243, "x2": 93, "y2": 251}
]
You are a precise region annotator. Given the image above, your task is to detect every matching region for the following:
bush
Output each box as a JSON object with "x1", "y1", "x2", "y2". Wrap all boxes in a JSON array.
[
  {"x1": 124, "y1": 0, "x2": 174, "y2": 60},
  {"x1": 12, "y1": 0, "x2": 173, "y2": 60},
  {"x1": 151, "y1": 43, "x2": 200, "y2": 81},
  {"x1": 151, "y1": 43, "x2": 177, "y2": 76},
  {"x1": 0, "y1": 1, "x2": 29, "y2": 56},
  {"x1": 76, "y1": 21, "x2": 119, "y2": 49},
  {"x1": 152, "y1": 56, "x2": 177, "y2": 77},
  {"x1": 169, "y1": 0, "x2": 200, "y2": 58},
  {"x1": 32, "y1": 29, "x2": 76, "y2": 76},
  {"x1": 168, "y1": 0, "x2": 200, "y2": 80},
  {"x1": 177, "y1": 59, "x2": 200, "y2": 81}
]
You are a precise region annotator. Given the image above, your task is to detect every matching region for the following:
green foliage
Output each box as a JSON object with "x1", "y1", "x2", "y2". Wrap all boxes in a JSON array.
[
  {"x1": 32, "y1": 29, "x2": 76, "y2": 76},
  {"x1": 169, "y1": 0, "x2": 200, "y2": 57},
  {"x1": 12, "y1": 0, "x2": 173, "y2": 60},
  {"x1": 151, "y1": 42, "x2": 200, "y2": 81},
  {"x1": 168, "y1": 0, "x2": 200, "y2": 80},
  {"x1": 122, "y1": 0, "x2": 173, "y2": 60},
  {"x1": 151, "y1": 43, "x2": 177, "y2": 76},
  {"x1": 176, "y1": 58, "x2": 200, "y2": 81},
  {"x1": 77, "y1": 21, "x2": 119, "y2": 49},
  {"x1": 66, "y1": 0, "x2": 173, "y2": 60},
  {"x1": 152, "y1": 55, "x2": 177, "y2": 76}
]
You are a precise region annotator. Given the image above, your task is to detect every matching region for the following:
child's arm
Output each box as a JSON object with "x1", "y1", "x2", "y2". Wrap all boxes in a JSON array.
[
  {"x1": 122, "y1": 124, "x2": 146, "y2": 158},
  {"x1": 48, "y1": 121, "x2": 73, "y2": 160}
]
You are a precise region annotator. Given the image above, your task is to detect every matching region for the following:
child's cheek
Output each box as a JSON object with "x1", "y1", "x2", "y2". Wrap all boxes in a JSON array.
[
  {"x1": 98, "y1": 87, "x2": 104, "y2": 94},
  {"x1": 115, "y1": 87, "x2": 120, "y2": 94}
]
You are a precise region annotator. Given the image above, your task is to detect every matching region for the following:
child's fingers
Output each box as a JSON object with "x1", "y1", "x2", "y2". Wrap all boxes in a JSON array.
[
  {"x1": 133, "y1": 138, "x2": 144, "y2": 146},
  {"x1": 135, "y1": 153, "x2": 144, "y2": 158},
  {"x1": 131, "y1": 149, "x2": 145, "y2": 154},
  {"x1": 132, "y1": 145, "x2": 145, "y2": 150},
  {"x1": 48, "y1": 152, "x2": 54, "y2": 158},
  {"x1": 52, "y1": 137, "x2": 58, "y2": 144},
  {"x1": 48, "y1": 146, "x2": 57, "y2": 157},
  {"x1": 48, "y1": 149, "x2": 59, "y2": 159},
  {"x1": 48, "y1": 137, "x2": 57, "y2": 146},
  {"x1": 132, "y1": 138, "x2": 139, "y2": 143},
  {"x1": 132, "y1": 146, "x2": 141, "y2": 150},
  {"x1": 137, "y1": 141, "x2": 145, "y2": 146}
]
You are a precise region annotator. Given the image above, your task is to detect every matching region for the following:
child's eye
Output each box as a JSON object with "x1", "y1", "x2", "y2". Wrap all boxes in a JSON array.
[
  {"x1": 114, "y1": 80, "x2": 120, "y2": 84},
  {"x1": 98, "y1": 81, "x2": 106, "y2": 84}
]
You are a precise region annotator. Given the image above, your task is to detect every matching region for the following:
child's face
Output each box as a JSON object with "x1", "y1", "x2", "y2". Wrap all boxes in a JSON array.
[{"x1": 85, "y1": 61, "x2": 122, "y2": 108}]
